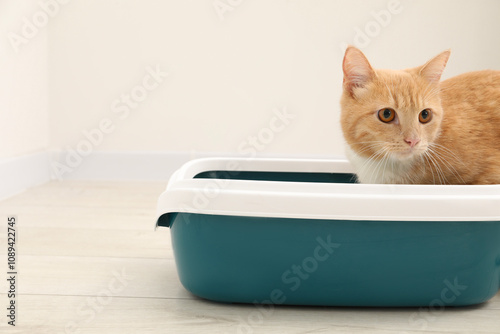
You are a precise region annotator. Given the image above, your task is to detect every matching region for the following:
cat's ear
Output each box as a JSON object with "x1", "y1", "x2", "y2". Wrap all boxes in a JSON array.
[
  {"x1": 342, "y1": 46, "x2": 375, "y2": 96},
  {"x1": 419, "y1": 50, "x2": 451, "y2": 83}
]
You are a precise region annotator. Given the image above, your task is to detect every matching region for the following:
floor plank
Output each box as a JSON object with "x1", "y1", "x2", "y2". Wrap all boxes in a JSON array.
[
  {"x1": 1, "y1": 294, "x2": 499, "y2": 334},
  {"x1": 0, "y1": 255, "x2": 187, "y2": 299},
  {"x1": 0, "y1": 227, "x2": 173, "y2": 258},
  {"x1": 0, "y1": 180, "x2": 498, "y2": 333},
  {"x1": 0, "y1": 180, "x2": 165, "y2": 231}
]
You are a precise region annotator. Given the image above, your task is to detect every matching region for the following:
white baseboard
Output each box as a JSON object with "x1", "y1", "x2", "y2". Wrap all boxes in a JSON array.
[
  {"x1": 48, "y1": 150, "x2": 339, "y2": 181},
  {"x1": 0, "y1": 151, "x2": 51, "y2": 200},
  {"x1": 1, "y1": 150, "x2": 340, "y2": 198},
  {"x1": 49, "y1": 150, "x2": 197, "y2": 181}
]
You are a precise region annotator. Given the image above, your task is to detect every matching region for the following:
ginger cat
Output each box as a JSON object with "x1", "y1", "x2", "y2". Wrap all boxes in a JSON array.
[{"x1": 340, "y1": 46, "x2": 500, "y2": 185}]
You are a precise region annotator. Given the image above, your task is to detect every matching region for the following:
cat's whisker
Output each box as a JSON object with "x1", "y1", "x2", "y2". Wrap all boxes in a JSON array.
[
  {"x1": 424, "y1": 150, "x2": 443, "y2": 184},
  {"x1": 429, "y1": 143, "x2": 467, "y2": 167},
  {"x1": 421, "y1": 151, "x2": 435, "y2": 184},
  {"x1": 372, "y1": 147, "x2": 388, "y2": 183},
  {"x1": 427, "y1": 149, "x2": 449, "y2": 185},
  {"x1": 381, "y1": 148, "x2": 393, "y2": 183},
  {"x1": 425, "y1": 148, "x2": 445, "y2": 184},
  {"x1": 419, "y1": 153, "x2": 428, "y2": 179},
  {"x1": 426, "y1": 145, "x2": 467, "y2": 184},
  {"x1": 356, "y1": 145, "x2": 383, "y2": 156},
  {"x1": 352, "y1": 141, "x2": 391, "y2": 157},
  {"x1": 359, "y1": 146, "x2": 390, "y2": 183},
  {"x1": 349, "y1": 141, "x2": 387, "y2": 150},
  {"x1": 364, "y1": 151, "x2": 385, "y2": 183},
  {"x1": 377, "y1": 149, "x2": 392, "y2": 183}
]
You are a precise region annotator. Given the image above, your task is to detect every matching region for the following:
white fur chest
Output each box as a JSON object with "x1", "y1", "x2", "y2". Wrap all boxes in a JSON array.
[{"x1": 345, "y1": 146, "x2": 415, "y2": 184}]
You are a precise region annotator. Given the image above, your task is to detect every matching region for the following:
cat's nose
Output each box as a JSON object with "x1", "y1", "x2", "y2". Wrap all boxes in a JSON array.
[{"x1": 404, "y1": 138, "x2": 420, "y2": 148}]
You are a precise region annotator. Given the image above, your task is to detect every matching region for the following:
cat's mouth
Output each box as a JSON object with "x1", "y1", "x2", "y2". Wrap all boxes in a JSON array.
[{"x1": 391, "y1": 145, "x2": 427, "y2": 160}]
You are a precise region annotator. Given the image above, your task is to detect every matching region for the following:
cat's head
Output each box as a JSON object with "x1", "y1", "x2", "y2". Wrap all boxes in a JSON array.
[{"x1": 340, "y1": 46, "x2": 450, "y2": 162}]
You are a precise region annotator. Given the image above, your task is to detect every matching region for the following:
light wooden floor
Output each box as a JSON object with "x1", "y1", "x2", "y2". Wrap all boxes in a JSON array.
[{"x1": 0, "y1": 181, "x2": 498, "y2": 333}]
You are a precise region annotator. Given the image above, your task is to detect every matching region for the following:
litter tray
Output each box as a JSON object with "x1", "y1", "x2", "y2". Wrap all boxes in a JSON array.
[{"x1": 155, "y1": 157, "x2": 500, "y2": 307}]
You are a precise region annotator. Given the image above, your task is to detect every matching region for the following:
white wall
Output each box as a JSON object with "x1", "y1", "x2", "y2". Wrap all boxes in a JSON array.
[
  {"x1": 46, "y1": 0, "x2": 500, "y2": 159},
  {"x1": 0, "y1": 0, "x2": 49, "y2": 159},
  {"x1": 2, "y1": 0, "x2": 500, "y2": 164}
]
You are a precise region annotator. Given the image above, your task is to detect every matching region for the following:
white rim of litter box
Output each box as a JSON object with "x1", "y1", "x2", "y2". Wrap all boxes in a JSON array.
[{"x1": 156, "y1": 157, "x2": 500, "y2": 223}]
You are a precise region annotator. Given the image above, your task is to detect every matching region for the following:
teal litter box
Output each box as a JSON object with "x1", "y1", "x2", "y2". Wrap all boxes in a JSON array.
[{"x1": 155, "y1": 157, "x2": 500, "y2": 307}]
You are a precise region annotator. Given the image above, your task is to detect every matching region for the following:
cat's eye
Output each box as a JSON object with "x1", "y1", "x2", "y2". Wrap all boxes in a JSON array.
[
  {"x1": 419, "y1": 109, "x2": 432, "y2": 123},
  {"x1": 378, "y1": 108, "x2": 395, "y2": 123}
]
